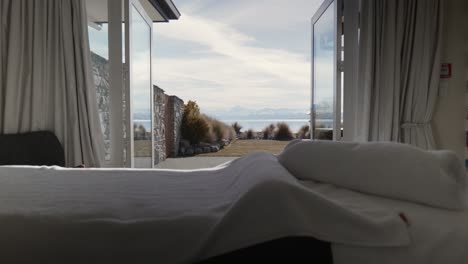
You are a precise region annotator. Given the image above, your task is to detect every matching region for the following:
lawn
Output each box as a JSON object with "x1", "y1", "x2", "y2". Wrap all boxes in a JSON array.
[
  {"x1": 200, "y1": 139, "x2": 290, "y2": 157},
  {"x1": 134, "y1": 140, "x2": 152, "y2": 157}
]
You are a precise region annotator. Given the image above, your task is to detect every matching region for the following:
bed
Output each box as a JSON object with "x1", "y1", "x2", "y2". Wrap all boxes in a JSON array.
[
  {"x1": 305, "y1": 182, "x2": 468, "y2": 264},
  {"x1": 0, "y1": 140, "x2": 466, "y2": 263}
]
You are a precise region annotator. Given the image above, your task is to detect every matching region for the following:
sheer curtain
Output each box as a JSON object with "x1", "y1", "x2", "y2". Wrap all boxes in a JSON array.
[
  {"x1": 0, "y1": 0, "x2": 104, "y2": 166},
  {"x1": 355, "y1": 0, "x2": 443, "y2": 149}
]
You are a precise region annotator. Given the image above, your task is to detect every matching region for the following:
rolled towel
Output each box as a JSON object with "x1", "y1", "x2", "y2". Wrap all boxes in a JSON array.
[{"x1": 278, "y1": 140, "x2": 467, "y2": 210}]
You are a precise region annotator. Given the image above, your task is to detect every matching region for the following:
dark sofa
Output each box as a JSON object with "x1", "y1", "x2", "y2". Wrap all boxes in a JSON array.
[{"x1": 0, "y1": 131, "x2": 65, "y2": 166}]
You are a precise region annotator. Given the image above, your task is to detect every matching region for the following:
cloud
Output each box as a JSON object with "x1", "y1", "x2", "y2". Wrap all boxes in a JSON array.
[
  {"x1": 177, "y1": 0, "x2": 322, "y2": 31},
  {"x1": 156, "y1": 14, "x2": 309, "y2": 83},
  {"x1": 154, "y1": 2, "x2": 323, "y2": 112},
  {"x1": 155, "y1": 56, "x2": 309, "y2": 110}
]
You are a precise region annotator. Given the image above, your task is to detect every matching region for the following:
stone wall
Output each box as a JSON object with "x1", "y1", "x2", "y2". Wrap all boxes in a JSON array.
[
  {"x1": 90, "y1": 52, "x2": 111, "y2": 161},
  {"x1": 90, "y1": 54, "x2": 184, "y2": 166},
  {"x1": 153, "y1": 86, "x2": 166, "y2": 165},
  {"x1": 164, "y1": 95, "x2": 172, "y2": 158},
  {"x1": 153, "y1": 86, "x2": 185, "y2": 164},
  {"x1": 166, "y1": 95, "x2": 184, "y2": 158}
]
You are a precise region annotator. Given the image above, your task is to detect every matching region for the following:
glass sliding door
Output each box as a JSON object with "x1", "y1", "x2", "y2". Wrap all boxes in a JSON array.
[
  {"x1": 87, "y1": 0, "x2": 117, "y2": 166},
  {"x1": 311, "y1": 0, "x2": 342, "y2": 140},
  {"x1": 87, "y1": 0, "x2": 157, "y2": 167},
  {"x1": 88, "y1": 14, "x2": 111, "y2": 163},
  {"x1": 125, "y1": 0, "x2": 154, "y2": 168}
]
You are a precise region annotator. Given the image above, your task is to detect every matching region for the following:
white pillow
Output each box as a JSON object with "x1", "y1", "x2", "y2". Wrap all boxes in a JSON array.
[
  {"x1": 282, "y1": 139, "x2": 304, "y2": 151},
  {"x1": 278, "y1": 140, "x2": 467, "y2": 210}
]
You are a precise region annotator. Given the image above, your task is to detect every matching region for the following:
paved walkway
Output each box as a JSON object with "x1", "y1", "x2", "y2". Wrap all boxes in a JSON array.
[{"x1": 155, "y1": 157, "x2": 238, "y2": 170}]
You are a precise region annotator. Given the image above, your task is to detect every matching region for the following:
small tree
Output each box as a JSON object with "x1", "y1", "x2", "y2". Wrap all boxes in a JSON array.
[
  {"x1": 246, "y1": 129, "x2": 255, "y2": 139},
  {"x1": 138, "y1": 124, "x2": 146, "y2": 133},
  {"x1": 297, "y1": 124, "x2": 310, "y2": 139},
  {"x1": 232, "y1": 122, "x2": 243, "y2": 135},
  {"x1": 274, "y1": 122, "x2": 294, "y2": 141},
  {"x1": 262, "y1": 123, "x2": 275, "y2": 139},
  {"x1": 189, "y1": 117, "x2": 210, "y2": 144},
  {"x1": 134, "y1": 124, "x2": 148, "y2": 140},
  {"x1": 181, "y1": 101, "x2": 209, "y2": 144}
]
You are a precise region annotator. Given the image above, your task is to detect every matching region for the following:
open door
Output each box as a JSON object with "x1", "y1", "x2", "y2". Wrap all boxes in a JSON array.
[
  {"x1": 87, "y1": 0, "x2": 179, "y2": 168},
  {"x1": 125, "y1": 0, "x2": 154, "y2": 168},
  {"x1": 311, "y1": 0, "x2": 343, "y2": 140}
]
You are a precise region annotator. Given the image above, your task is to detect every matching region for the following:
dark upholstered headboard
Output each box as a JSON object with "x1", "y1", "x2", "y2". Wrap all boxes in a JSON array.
[{"x1": 0, "y1": 131, "x2": 65, "y2": 166}]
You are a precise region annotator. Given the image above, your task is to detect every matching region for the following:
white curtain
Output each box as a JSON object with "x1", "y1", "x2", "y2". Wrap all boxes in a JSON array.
[
  {"x1": 355, "y1": 0, "x2": 443, "y2": 149},
  {"x1": 0, "y1": 0, "x2": 104, "y2": 166}
]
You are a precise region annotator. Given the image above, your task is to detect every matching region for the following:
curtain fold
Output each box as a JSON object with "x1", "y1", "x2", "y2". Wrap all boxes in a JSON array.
[
  {"x1": 356, "y1": 0, "x2": 442, "y2": 149},
  {"x1": 0, "y1": 0, "x2": 104, "y2": 166}
]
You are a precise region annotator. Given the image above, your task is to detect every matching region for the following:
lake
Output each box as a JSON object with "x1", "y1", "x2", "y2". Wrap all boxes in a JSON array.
[{"x1": 221, "y1": 119, "x2": 312, "y2": 133}]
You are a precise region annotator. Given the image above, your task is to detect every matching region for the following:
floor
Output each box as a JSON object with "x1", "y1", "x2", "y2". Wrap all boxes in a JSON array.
[
  {"x1": 154, "y1": 157, "x2": 238, "y2": 170},
  {"x1": 134, "y1": 157, "x2": 152, "y2": 168}
]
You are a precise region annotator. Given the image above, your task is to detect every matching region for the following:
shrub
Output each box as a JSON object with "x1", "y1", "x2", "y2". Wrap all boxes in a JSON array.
[
  {"x1": 188, "y1": 117, "x2": 210, "y2": 144},
  {"x1": 226, "y1": 126, "x2": 236, "y2": 141},
  {"x1": 212, "y1": 121, "x2": 225, "y2": 142},
  {"x1": 317, "y1": 129, "x2": 333, "y2": 140},
  {"x1": 202, "y1": 115, "x2": 220, "y2": 143},
  {"x1": 232, "y1": 122, "x2": 243, "y2": 135},
  {"x1": 181, "y1": 101, "x2": 209, "y2": 144},
  {"x1": 203, "y1": 123, "x2": 217, "y2": 143},
  {"x1": 246, "y1": 129, "x2": 255, "y2": 139},
  {"x1": 297, "y1": 124, "x2": 310, "y2": 139},
  {"x1": 137, "y1": 124, "x2": 147, "y2": 134},
  {"x1": 262, "y1": 123, "x2": 275, "y2": 139},
  {"x1": 202, "y1": 114, "x2": 236, "y2": 143},
  {"x1": 134, "y1": 124, "x2": 149, "y2": 140},
  {"x1": 181, "y1": 101, "x2": 236, "y2": 144},
  {"x1": 314, "y1": 124, "x2": 333, "y2": 140},
  {"x1": 274, "y1": 122, "x2": 294, "y2": 141}
]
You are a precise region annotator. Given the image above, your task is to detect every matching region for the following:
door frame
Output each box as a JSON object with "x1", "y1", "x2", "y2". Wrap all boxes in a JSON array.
[
  {"x1": 342, "y1": 0, "x2": 360, "y2": 141},
  {"x1": 107, "y1": 0, "x2": 124, "y2": 167},
  {"x1": 311, "y1": 0, "x2": 343, "y2": 140},
  {"x1": 124, "y1": 0, "x2": 154, "y2": 167},
  {"x1": 105, "y1": 0, "x2": 160, "y2": 167}
]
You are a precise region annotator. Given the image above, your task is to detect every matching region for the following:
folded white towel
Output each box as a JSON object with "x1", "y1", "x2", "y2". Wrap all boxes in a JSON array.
[{"x1": 278, "y1": 141, "x2": 467, "y2": 210}]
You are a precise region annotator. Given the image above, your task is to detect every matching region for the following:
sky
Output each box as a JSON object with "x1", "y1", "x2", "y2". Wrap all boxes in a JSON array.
[{"x1": 153, "y1": 0, "x2": 323, "y2": 114}]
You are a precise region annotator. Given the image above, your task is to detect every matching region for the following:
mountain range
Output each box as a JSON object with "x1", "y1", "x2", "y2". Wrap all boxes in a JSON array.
[{"x1": 204, "y1": 106, "x2": 310, "y2": 120}]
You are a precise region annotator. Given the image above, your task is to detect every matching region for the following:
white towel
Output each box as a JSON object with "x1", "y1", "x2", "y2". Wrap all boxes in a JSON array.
[{"x1": 278, "y1": 141, "x2": 467, "y2": 210}]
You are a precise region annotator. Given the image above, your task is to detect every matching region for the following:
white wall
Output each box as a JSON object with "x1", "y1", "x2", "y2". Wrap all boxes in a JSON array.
[{"x1": 432, "y1": 0, "x2": 468, "y2": 159}]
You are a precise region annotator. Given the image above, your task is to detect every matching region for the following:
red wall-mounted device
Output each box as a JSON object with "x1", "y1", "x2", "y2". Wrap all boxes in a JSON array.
[{"x1": 440, "y1": 63, "x2": 451, "y2": 78}]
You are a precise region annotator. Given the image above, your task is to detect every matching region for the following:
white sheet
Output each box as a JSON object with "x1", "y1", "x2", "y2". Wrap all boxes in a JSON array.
[
  {"x1": 301, "y1": 181, "x2": 468, "y2": 264},
  {"x1": 0, "y1": 152, "x2": 409, "y2": 263}
]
